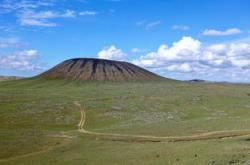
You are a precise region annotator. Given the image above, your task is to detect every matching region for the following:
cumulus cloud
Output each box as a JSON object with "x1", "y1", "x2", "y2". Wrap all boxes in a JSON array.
[
  {"x1": 167, "y1": 63, "x2": 192, "y2": 72},
  {"x1": 132, "y1": 36, "x2": 250, "y2": 82},
  {"x1": 172, "y1": 25, "x2": 190, "y2": 31},
  {"x1": 133, "y1": 37, "x2": 202, "y2": 67},
  {"x1": 0, "y1": 49, "x2": 45, "y2": 71},
  {"x1": 98, "y1": 45, "x2": 127, "y2": 61},
  {"x1": 202, "y1": 28, "x2": 242, "y2": 36},
  {"x1": 0, "y1": 37, "x2": 45, "y2": 71}
]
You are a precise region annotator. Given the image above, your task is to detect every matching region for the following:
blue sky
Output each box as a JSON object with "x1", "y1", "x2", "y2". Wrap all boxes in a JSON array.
[{"x1": 0, "y1": 0, "x2": 250, "y2": 82}]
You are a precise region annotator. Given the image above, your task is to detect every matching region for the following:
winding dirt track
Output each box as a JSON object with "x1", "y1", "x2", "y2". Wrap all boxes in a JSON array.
[
  {"x1": 2, "y1": 102, "x2": 250, "y2": 163},
  {"x1": 74, "y1": 102, "x2": 250, "y2": 142}
]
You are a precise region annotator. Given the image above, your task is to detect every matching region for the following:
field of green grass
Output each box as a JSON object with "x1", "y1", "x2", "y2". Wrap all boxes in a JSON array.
[{"x1": 1, "y1": 78, "x2": 250, "y2": 164}]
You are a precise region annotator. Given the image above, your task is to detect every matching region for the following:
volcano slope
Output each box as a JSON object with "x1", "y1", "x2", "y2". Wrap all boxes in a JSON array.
[
  {"x1": 1, "y1": 60, "x2": 250, "y2": 164},
  {"x1": 39, "y1": 58, "x2": 163, "y2": 81}
]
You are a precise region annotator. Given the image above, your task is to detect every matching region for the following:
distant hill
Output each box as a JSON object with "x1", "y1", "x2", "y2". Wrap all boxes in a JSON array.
[
  {"x1": 188, "y1": 79, "x2": 206, "y2": 83},
  {"x1": 0, "y1": 76, "x2": 23, "y2": 82},
  {"x1": 39, "y1": 58, "x2": 165, "y2": 81}
]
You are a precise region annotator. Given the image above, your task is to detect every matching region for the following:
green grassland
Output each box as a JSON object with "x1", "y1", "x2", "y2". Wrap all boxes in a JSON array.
[{"x1": 1, "y1": 78, "x2": 250, "y2": 164}]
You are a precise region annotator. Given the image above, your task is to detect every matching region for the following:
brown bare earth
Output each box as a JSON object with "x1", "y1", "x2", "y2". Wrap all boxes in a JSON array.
[{"x1": 39, "y1": 58, "x2": 164, "y2": 81}]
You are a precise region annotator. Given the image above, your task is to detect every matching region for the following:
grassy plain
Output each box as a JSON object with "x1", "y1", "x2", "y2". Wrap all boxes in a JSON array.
[{"x1": 1, "y1": 78, "x2": 250, "y2": 164}]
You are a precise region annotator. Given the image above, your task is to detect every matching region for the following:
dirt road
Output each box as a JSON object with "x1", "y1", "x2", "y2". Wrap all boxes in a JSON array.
[
  {"x1": 2, "y1": 102, "x2": 250, "y2": 162},
  {"x1": 74, "y1": 102, "x2": 250, "y2": 142}
]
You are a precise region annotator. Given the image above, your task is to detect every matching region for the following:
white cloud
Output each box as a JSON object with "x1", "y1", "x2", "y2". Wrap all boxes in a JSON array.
[
  {"x1": 0, "y1": 49, "x2": 44, "y2": 71},
  {"x1": 137, "y1": 20, "x2": 161, "y2": 30},
  {"x1": 0, "y1": 0, "x2": 55, "y2": 12},
  {"x1": 19, "y1": 18, "x2": 57, "y2": 27},
  {"x1": 202, "y1": 28, "x2": 242, "y2": 36},
  {"x1": 132, "y1": 36, "x2": 250, "y2": 82},
  {"x1": 0, "y1": 38, "x2": 20, "y2": 48},
  {"x1": 0, "y1": 25, "x2": 13, "y2": 32},
  {"x1": 131, "y1": 48, "x2": 147, "y2": 54},
  {"x1": 0, "y1": 38, "x2": 46, "y2": 72},
  {"x1": 79, "y1": 11, "x2": 98, "y2": 16},
  {"x1": 61, "y1": 9, "x2": 76, "y2": 17},
  {"x1": 20, "y1": 49, "x2": 38, "y2": 58},
  {"x1": 172, "y1": 25, "x2": 190, "y2": 31},
  {"x1": 19, "y1": 9, "x2": 76, "y2": 27},
  {"x1": 133, "y1": 37, "x2": 201, "y2": 65},
  {"x1": 167, "y1": 63, "x2": 192, "y2": 72},
  {"x1": 227, "y1": 43, "x2": 250, "y2": 67},
  {"x1": 1, "y1": 0, "x2": 97, "y2": 27},
  {"x1": 146, "y1": 21, "x2": 161, "y2": 30},
  {"x1": 98, "y1": 45, "x2": 126, "y2": 61},
  {"x1": 136, "y1": 20, "x2": 146, "y2": 26}
]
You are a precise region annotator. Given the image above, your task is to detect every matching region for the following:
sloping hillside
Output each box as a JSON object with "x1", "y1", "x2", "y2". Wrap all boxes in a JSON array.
[{"x1": 39, "y1": 58, "x2": 164, "y2": 81}]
